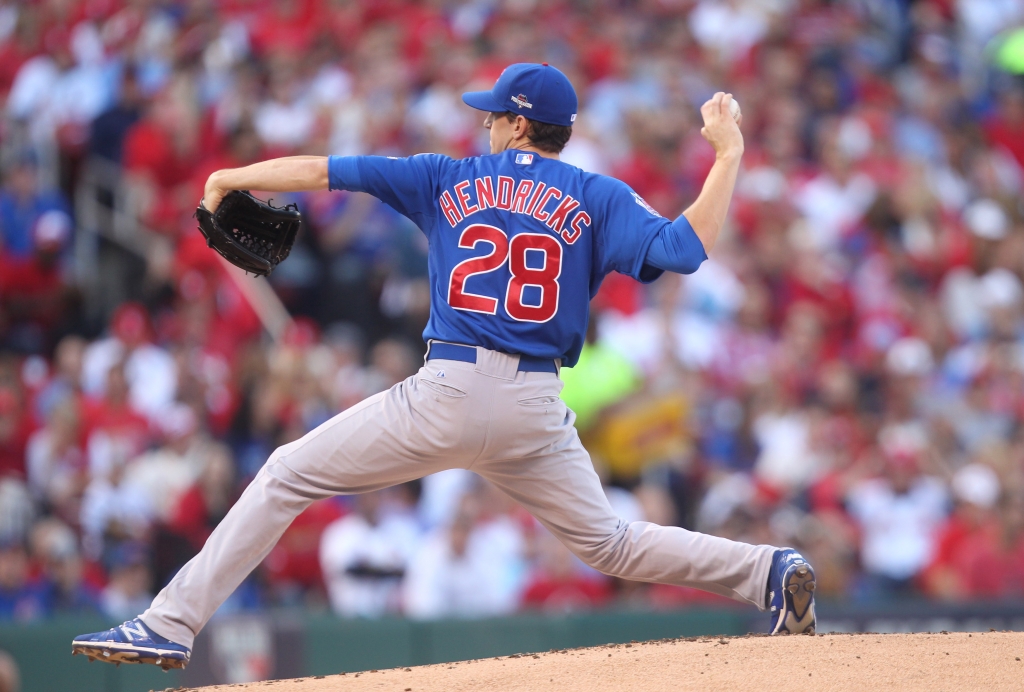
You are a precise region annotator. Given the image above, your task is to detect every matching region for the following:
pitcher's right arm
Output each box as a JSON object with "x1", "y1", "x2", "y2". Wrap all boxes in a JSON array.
[{"x1": 680, "y1": 91, "x2": 744, "y2": 255}]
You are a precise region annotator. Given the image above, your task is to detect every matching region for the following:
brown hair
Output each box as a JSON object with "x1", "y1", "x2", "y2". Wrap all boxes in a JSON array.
[{"x1": 501, "y1": 112, "x2": 573, "y2": 153}]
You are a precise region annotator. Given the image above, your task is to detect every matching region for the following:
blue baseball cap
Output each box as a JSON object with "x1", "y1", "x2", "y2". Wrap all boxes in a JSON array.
[{"x1": 462, "y1": 63, "x2": 578, "y2": 127}]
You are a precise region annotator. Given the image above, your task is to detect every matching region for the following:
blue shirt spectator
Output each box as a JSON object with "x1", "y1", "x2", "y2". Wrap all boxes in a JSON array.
[{"x1": 0, "y1": 153, "x2": 71, "y2": 259}]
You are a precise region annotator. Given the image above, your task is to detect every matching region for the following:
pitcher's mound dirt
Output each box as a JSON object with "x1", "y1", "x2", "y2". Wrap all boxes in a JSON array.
[{"x1": 186, "y1": 631, "x2": 1024, "y2": 692}]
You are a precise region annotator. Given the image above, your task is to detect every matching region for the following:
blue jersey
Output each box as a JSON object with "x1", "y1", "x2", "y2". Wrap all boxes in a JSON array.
[{"x1": 328, "y1": 151, "x2": 705, "y2": 367}]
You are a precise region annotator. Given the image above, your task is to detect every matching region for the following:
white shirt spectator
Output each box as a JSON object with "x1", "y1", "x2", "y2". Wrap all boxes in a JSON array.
[
  {"x1": 465, "y1": 515, "x2": 527, "y2": 612},
  {"x1": 753, "y1": 410, "x2": 821, "y2": 490},
  {"x1": 25, "y1": 426, "x2": 84, "y2": 507},
  {"x1": 406, "y1": 83, "x2": 476, "y2": 148},
  {"x1": 419, "y1": 469, "x2": 475, "y2": 529},
  {"x1": 320, "y1": 511, "x2": 421, "y2": 617},
  {"x1": 403, "y1": 517, "x2": 524, "y2": 620},
  {"x1": 0, "y1": 479, "x2": 36, "y2": 544},
  {"x1": 560, "y1": 131, "x2": 611, "y2": 175},
  {"x1": 957, "y1": 0, "x2": 1024, "y2": 45},
  {"x1": 7, "y1": 56, "x2": 60, "y2": 121},
  {"x1": 940, "y1": 267, "x2": 1022, "y2": 341},
  {"x1": 254, "y1": 94, "x2": 315, "y2": 148},
  {"x1": 6, "y1": 23, "x2": 114, "y2": 142},
  {"x1": 791, "y1": 172, "x2": 877, "y2": 252},
  {"x1": 688, "y1": 0, "x2": 770, "y2": 63},
  {"x1": 846, "y1": 476, "x2": 949, "y2": 581},
  {"x1": 79, "y1": 477, "x2": 152, "y2": 559},
  {"x1": 81, "y1": 337, "x2": 178, "y2": 420},
  {"x1": 122, "y1": 445, "x2": 208, "y2": 523}
]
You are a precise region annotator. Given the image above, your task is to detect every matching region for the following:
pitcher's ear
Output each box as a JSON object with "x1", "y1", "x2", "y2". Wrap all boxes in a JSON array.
[{"x1": 514, "y1": 115, "x2": 530, "y2": 140}]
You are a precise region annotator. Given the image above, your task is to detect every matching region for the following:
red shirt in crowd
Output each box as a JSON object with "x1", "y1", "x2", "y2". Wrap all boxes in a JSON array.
[
  {"x1": 0, "y1": 388, "x2": 32, "y2": 479},
  {"x1": 262, "y1": 499, "x2": 346, "y2": 591},
  {"x1": 922, "y1": 513, "x2": 1012, "y2": 599},
  {"x1": 80, "y1": 395, "x2": 151, "y2": 455},
  {"x1": 0, "y1": 252, "x2": 66, "y2": 329},
  {"x1": 985, "y1": 114, "x2": 1024, "y2": 170},
  {"x1": 522, "y1": 574, "x2": 611, "y2": 612},
  {"x1": 122, "y1": 119, "x2": 191, "y2": 189}
]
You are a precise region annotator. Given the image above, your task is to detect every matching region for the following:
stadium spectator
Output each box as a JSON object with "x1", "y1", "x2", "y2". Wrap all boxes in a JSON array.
[
  {"x1": 99, "y1": 541, "x2": 153, "y2": 621},
  {"x1": 25, "y1": 397, "x2": 85, "y2": 523},
  {"x1": 0, "y1": 541, "x2": 48, "y2": 622},
  {"x1": 121, "y1": 403, "x2": 211, "y2": 524},
  {"x1": 319, "y1": 486, "x2": 420, "y2": 617},
  {"x1": 81, "y1": 304, "x2": 177, "y2": 421},
  {"x1": 88, "y1": 70, "x2": 143, "y2": 165},
  {"x1": 165, "y1": 444, "x2": 237, "y2": 552},
  {"x1": 0, "y1": 387, "x2": 30, "y2": 480},
  {"x1": 32, "y1": 335, "x2": 86, "y2": 424},
  {"x1": 81, "y1": 362, "x2": 151, "y2": 482},
  {"x1": 404, "y1": 486, "x2": 525, "y2": 619},
  {"x1": 78, "y1": 444, "x2": 152, "y2": 562},
  {"x1": 922, "y1": 463, "x2": 1008, "y2": 599},
  {"x1": 0, "y1": 151, "x2": 70, "y2": 260},
  {"x1": 0, "y1": 210, "x2": 76, "y2": 353},
  {"x1": 846, "y1": 425, "x2": 950, "y2": 598},
  {"x1": 521, "y1": 530, "x2": 611, "y2": 613},
  {"x1": 29, "y1": 518, "x2": 99, "y2": 616}
]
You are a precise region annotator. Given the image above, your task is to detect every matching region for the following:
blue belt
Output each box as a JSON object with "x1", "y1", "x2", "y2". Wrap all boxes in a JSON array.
[{"x1": 426, "y1": 342, "x2": 559, "y2": 374}]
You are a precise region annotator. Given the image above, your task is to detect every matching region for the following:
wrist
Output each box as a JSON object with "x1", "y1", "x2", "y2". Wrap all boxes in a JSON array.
[
  {"x1": 208, "y1": 169, "x2": 227, "y2": 189},
  {"x1": 715, "y1": 147, "x2": 743, "y2": 163}
]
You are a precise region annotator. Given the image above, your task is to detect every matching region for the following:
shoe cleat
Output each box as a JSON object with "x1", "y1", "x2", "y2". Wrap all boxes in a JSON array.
[
  {"x1": 768, "y1": 548, "x2": 817, "y2": 635},
  {"x1": 71, "y1": 617, "x2": 191, "y2": 669}
]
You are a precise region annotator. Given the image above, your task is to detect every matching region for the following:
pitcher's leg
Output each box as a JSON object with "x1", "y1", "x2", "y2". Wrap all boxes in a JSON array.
[
  {"x1": 142, "y1": 370, "x2": 474, "y2": 648},
  {"x1": 476, "y1": 426, "x2": 775, "y2": 609},
  {"x1": 141, "y1": 456, "x2": 317, "y2": 648}
]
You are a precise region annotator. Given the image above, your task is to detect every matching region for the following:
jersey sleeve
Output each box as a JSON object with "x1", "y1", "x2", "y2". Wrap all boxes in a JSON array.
[
  {"x1": 328, "y1": 154, "x2": 450, "y2": 226},
  {"x1": 583, "y1": 174, "x2": 675, "y2": 283},
  {"x1": 643, "y1": 213, "x2": 708, "y2": 275}
]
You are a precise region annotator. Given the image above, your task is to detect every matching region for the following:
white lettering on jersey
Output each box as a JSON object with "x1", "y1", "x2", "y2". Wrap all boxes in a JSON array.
[{"x1": 439, "y1": 178, "x2": 584, "y2": 243}]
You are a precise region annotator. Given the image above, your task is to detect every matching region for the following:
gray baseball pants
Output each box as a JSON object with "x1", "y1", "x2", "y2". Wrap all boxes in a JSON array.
[{"x1": 142, "y1": 347, "x2": 774, "y2": 648}]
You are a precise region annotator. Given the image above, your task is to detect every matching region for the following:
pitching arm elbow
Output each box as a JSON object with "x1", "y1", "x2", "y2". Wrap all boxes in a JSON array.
[{"x1": 642, "y1": 215, "x2": 708, "y2": 275}]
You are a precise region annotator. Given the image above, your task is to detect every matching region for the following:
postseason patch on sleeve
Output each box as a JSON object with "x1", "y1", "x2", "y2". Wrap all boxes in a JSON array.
[
  {"x1": 515, "y1": 153, "x2": 534, "y2": 165},
  {"x1": 631, "y1": 191, "x2": 661, "y2": 217}
]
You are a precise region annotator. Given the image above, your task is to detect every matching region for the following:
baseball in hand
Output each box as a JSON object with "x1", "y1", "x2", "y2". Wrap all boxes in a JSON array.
[{"x1": 729, "y1": 98, "x2": 741, "y2": 123}]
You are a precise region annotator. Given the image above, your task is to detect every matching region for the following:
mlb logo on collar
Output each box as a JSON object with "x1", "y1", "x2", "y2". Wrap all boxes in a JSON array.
[{"x1": 515, "y1": 153, "x2": 534, "y2": 165}]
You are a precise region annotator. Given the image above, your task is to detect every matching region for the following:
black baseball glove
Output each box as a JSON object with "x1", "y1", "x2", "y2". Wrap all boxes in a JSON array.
[{"x1": 195, "y1": 190, "x2": 301, "y2": 277}]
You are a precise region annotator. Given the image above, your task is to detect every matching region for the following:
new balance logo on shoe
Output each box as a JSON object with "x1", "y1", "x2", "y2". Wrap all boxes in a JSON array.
[{"x1": 119, "y1": 621, "x2": 148, "y2": 642}]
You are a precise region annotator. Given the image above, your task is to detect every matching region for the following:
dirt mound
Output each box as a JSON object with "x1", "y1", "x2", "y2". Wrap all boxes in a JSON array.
[{"x1": 181, "y1": 631, "x2": 1023, "y2": 692}]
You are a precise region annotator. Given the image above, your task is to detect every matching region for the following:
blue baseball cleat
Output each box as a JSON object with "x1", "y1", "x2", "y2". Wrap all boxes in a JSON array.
[
  {"x1": 71, "y1": 617, "x2": 190, "y2": 670},
  {"x1": 768, "y1": 549, "x2": 816, "y2": 635}
]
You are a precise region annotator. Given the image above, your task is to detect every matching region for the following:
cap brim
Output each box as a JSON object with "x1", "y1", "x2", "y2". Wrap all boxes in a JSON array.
[{"x1": 462, "y1": 90, "x2": 505, "y2": 113}]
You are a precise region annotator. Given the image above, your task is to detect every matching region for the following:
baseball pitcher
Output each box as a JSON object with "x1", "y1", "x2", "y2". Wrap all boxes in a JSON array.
[{"x1": 72, "y1": 63, "x2": 816, "y2": 670}]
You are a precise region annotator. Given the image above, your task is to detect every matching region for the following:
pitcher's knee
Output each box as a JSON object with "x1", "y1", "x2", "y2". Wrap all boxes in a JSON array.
[
  {"x1": 574, "y1": 524, "x2": 632, "y2": 578},
  {"x1": 253, "y1": 449, "x2": 323, "y2": 506},
  {"x1": 266, "y1": 441, "x2": 299, "y2": 468},
  {"x1": 262, "y1": 442, "x2": 315, "y2": 481}
]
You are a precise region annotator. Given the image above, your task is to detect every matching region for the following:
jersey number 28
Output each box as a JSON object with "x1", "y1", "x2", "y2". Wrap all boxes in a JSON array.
[{"x1": 447, "y1": 224, "x2": 562, "y2": 323}]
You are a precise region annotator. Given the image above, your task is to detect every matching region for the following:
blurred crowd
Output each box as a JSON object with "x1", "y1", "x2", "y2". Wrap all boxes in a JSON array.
[{"x1": 2, "y1": 0, "x2": 1024, "y2": 625}]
